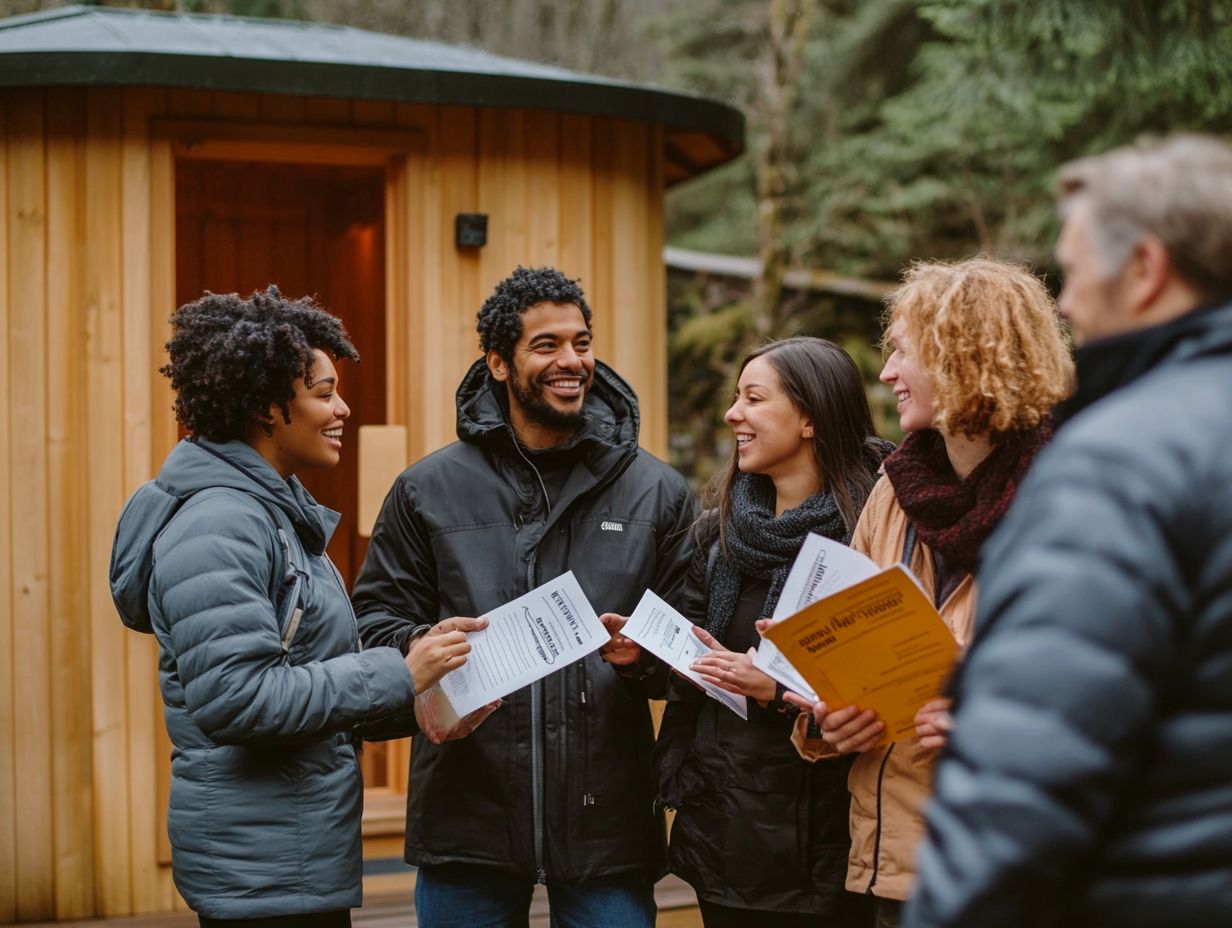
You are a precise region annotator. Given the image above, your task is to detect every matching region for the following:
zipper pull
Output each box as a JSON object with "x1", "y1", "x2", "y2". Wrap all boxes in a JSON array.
[
  {"x1": 580, "y1": 690, "x2": 587, "y2": 705},
  {"x1": 582, "y1": 793, "x2": 595, "y2": 806},
  {"x1": 536, "y1": 866, "x2": 547, "y2": 885}
]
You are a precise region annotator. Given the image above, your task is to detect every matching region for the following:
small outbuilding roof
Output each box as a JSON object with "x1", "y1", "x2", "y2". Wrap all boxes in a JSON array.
[{"x1": 0, "y1": 4, "x2": 743, "y2": 184}]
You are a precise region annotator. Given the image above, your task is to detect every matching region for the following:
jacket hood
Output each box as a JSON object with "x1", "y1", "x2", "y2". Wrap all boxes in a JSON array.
[
  {"x1": 110, "y1": 439, "x2": 337, "y2": 632},
  {"x1": 1058, "y1": 299, "x2": 1232, "y2": 425},
  {"x1": 454, "y1": 357, "x2": 641, "y2": 457}
]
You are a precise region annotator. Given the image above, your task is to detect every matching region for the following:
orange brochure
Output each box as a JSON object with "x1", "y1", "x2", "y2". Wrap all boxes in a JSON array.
[{"x1": 763, "y1": 565, "x2": 958, "y2": 745}]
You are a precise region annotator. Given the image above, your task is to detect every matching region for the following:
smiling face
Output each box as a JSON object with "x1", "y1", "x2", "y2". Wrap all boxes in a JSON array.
[
  {"x1": 880, "y1": 319, "x2": 939, "y2": 433},
  {"x1": 724, "y1": 356, "x2": 814, "y2": 481},
  {"x1": 255, "y1": 348, "x2": 351, "y2": 478},
  {"x1": 488, "y1": 301, "x2": 596, "y2": 449}
]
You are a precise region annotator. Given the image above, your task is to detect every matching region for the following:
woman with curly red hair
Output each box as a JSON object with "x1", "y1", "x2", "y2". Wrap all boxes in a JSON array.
[{"x1": 789, "y1": 258, "x2": 1073, "y2": 928}]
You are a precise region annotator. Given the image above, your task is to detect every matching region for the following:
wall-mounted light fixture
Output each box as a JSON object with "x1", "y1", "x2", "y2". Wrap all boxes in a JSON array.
[{"x1": 455, "y1": 213, "x2": 488, "y2": 249}]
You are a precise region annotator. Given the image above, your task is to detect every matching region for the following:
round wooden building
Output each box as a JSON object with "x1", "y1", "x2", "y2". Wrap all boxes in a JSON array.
[{"x1": 0, "y1": 5, "x2": 742, "y2": 921}]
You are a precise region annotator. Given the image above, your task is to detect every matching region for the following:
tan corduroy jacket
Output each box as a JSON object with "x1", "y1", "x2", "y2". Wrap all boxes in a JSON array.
[{"x1": 792, "y1": 475, "x2": 975, "y2": 901}]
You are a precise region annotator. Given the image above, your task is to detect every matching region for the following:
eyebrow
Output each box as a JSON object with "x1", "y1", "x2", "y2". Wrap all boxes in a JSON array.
[
  {"x1": 312, "y1": 377, "x2": 338, "y2": 387},
  {"x1": 528, "y1": 329, "x2": 591, "y2": 342}
]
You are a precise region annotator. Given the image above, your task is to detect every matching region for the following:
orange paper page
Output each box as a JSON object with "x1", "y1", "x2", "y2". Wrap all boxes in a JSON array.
[{"x1": 763, "y1": 565, "x2": 958, "y2": 744}]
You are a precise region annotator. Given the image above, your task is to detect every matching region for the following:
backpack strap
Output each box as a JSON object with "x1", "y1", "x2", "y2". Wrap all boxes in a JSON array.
[{"x1": 250, "y1": 496, "x2": 309, "y2": 653}]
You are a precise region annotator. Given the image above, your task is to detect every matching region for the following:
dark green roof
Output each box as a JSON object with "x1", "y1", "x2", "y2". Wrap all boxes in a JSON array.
[{"x1": 0, "y1": 5, "x2": 743, "y2": 183}]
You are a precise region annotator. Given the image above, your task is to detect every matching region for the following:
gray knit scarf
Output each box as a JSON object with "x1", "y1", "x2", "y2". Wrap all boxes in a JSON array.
[{"x1": 704, "y1": 472, "x2": 850, "y2": 641}]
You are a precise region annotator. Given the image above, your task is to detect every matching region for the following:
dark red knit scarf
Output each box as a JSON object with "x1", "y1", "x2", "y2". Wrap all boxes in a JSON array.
[{"x1": 882, "y1": 420, "x2": 1052, "y2": 573}]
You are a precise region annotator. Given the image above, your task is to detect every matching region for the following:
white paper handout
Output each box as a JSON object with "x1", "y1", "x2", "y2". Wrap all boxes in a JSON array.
[
  {"x1": 436, "y1": 571, "x2": 608, "y2": 718},
  {"x1": 621, "y1": 590, "x2": 748, "y2": 719},
  {"x1": 754, "y1": 532, "x2": 882, "y2": 701}
]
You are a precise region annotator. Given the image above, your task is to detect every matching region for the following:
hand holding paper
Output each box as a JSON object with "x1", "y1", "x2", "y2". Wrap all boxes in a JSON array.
[
  {"x1": 598, "y1": 612, "x2": 641, "y2": 666},
  {"x1": 406, "y1": 616, "x2": 486, "y2": 693},
  {"x1": 689, "y1": 627, "x2": 776, "y2": 703},
  {"x1": 415, "y1": 686, "x2": 502, "y2": 744},
  {"x1": 620, "y1": 590, "x2": 748, "y2": 719},
  {"x1": 434, "y1": 571, "x2": 609, "y2": 719}
]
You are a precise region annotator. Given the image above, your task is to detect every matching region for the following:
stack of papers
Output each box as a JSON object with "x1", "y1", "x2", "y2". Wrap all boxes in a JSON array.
[{"x1": 760, "y1": 534, "x2": 959, "y2": 744}]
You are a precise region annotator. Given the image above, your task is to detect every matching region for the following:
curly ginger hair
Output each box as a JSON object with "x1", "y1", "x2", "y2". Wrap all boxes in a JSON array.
[{"x1": 884, "y1": 257, "x2": 1073, "y2": 438}]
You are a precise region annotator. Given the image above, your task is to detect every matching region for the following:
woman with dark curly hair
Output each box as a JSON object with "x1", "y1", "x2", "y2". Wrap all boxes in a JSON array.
[
  {"x1": 110, "y1": 287, "x2": 488, "y2": 927},
  {"x1": 788, "y1": 258, "x2": 1073, "y2": 928},
  {"x1": 653, "y1": 337, "x2": 891, "y2": 927}
]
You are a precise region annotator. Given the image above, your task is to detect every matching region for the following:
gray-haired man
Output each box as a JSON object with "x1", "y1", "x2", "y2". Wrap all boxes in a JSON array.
[{"x1": 908, "y1": 136, "x2": 1232, "y2": 927}]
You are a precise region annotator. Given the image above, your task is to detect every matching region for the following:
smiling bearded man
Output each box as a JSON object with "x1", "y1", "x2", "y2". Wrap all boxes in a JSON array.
[{"x1": 352, "y1": 265, "x2": 697, "y2": 928}]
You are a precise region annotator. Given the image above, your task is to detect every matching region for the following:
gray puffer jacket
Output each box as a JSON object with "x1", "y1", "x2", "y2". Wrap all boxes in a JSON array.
[
  {"x1": 110, "y1": 439, "x2": 416, "y2": 918},
  {"x1": 908, "y1": 301, "x2": 1232, "y2": 927}
]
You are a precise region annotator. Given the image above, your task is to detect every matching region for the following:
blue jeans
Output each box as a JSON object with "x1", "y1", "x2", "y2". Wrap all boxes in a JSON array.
[{"x1": 414, "y1": 863, "x2": 656, "y2": 928}]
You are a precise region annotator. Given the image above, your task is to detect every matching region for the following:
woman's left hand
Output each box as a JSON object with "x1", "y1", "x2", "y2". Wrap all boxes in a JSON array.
[
  {"x1": 914, "y1": 697, "x2": 953, "y2": 750},
  {"x1": 690, "y1": 627, "x2": 776, "y2": 703}
]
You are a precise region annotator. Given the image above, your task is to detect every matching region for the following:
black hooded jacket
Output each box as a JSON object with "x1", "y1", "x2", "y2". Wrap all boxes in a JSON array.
[
  {"x1": 352, "y1": 359, "x2": 696, "y2": 881},
  {"x1": 907, "y1": 300, "x2": 1232, "y2": 927}
]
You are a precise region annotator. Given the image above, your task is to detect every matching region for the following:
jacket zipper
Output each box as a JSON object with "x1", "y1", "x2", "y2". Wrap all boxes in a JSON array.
[
  {"x1": 527, "y1": 552, "x2": 547, "y2": 884},
  {"x1": 510, "y1": 425, "x2": 552, "y2": 883},
  {"x1": 580, "y1": 661, "x2": 594, "y2": 810},
  {"x1": 866, "y1": 742, "x2": 895, "y2": 894}
]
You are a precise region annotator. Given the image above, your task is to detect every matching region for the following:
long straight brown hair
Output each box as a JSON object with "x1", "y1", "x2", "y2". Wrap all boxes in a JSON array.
[{"x1": 704, "y1": 336, "x2": 885, "y2": 543}]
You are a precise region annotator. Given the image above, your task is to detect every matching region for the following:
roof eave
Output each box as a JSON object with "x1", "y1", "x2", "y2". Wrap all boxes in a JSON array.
[{"x1": 0, "y1": 51, "x2": 744, "y2": 182}]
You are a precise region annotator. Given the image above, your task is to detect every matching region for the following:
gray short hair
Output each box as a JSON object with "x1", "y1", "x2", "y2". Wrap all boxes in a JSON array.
[{"x1": 1057, "y1": 134, "x2": 1232, "y2": 299}]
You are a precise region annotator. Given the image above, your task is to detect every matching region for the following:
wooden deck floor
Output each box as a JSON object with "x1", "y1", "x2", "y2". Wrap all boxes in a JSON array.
[{"x1": 22, "y1": 876, "x2": 702, "y2": 928}]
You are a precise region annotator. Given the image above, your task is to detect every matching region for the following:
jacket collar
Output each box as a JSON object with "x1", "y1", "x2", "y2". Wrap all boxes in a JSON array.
[
  {"x1": 157, "y1": 438, "x2": 336, "y2": 555},
  {"x1": 1056, "y1": 298, "x2": 1232, "y2": 426},
  {"x1": 453, "y1": 357, "x2": 640, "y2": 459}
]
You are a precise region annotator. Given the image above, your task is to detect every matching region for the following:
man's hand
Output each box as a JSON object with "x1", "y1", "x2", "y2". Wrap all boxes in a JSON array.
[
  {"x1": 689, "y1": 626, "x2": 776, "y2": 703},
  {"x1": 914, "y1": 697, "x2": 953, "y2": 750},
  {"x1": 405, "y1": 616, "x2": 486, "y2": 693},
  {"x1": 599, "y1": 613, "x2": 641, "y2": 666},
  {"x1": 414, "y1": 686, "x2": 502, "y2": 744}
]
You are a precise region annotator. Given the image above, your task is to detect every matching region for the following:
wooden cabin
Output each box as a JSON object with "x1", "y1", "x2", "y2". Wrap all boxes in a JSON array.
[{"x1": 0, "y1": 5, "x2": 742, "y2": 922}]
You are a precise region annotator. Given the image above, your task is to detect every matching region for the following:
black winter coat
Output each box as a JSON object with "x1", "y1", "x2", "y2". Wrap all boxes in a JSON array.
[
  {"x1": 352, "y1": 359, "x2": 696, "y2": 882},
  {"x1": 907, "y1": 301, "x2": 1232, "y2": 927},
  {"x1": 655, "y1": 517, "x2": 857, "y2": 917}
]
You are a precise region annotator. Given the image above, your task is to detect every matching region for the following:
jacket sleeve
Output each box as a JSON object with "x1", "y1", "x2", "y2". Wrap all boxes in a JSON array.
[
  {"x1": 156, "y1": 501, "x2": 416, "y2": 745},
  {"x1": 618, "y1": 475, "x2": 699, "y2": 699},
  {"x1": 905, "y1": 436, "x2": 1195, "y2": 928},
  {"x1": 351, "y1": 474, "x2": 440, "y2": 654}
]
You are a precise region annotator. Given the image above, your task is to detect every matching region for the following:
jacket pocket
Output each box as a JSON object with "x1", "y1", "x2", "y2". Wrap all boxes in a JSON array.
[{"x1": 719, "y1": 756, "x2": 810, "y2": 896}]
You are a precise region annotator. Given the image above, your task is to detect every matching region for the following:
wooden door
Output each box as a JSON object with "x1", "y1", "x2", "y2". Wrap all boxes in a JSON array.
[
  {"x1": 174, "y1": 159, "x2": 386, "y2": 585},
  {"x1": 174, "y1": 161, "x2": 407, "y2": 824}
]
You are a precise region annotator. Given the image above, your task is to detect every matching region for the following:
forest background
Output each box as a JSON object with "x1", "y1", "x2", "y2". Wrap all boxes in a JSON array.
[{"x1": 8, "y1": 0, "x2": 1232, "y2": 488}]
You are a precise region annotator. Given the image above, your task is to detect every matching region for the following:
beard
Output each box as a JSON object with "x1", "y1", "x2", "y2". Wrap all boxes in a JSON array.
[{"x1": 508, "y1": 365, "x2": 591, "y2": 432}]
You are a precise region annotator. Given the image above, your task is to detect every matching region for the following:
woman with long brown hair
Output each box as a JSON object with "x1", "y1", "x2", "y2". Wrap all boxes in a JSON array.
[{"x1": 654, "y1": 336, "x2": 892, "y2": 927}]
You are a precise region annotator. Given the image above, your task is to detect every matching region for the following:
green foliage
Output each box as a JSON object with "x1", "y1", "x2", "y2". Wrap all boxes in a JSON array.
[{"x1": 658, "y1": 0, "x2": 1232, "y2": 482}]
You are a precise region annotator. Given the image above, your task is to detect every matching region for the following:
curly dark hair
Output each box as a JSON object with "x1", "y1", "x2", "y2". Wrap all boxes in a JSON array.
[
  {"x1": 160, "y1": 286, "x2": 359, "y2": 442},
  {"x1": 476, "y1": 266, "x2": 592, "y2": 360}
]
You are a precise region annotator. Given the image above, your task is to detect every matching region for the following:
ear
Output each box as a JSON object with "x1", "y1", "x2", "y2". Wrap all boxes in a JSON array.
[
  {"x1": 487, "y1": 349, "x2": 510, "y2": 383},
  {"x1": 802, "y1": 420, "x2": 814, "y2": 439},
  {"x1": 1124, "y1": 235, "x2": 1172, "y2": 319}
]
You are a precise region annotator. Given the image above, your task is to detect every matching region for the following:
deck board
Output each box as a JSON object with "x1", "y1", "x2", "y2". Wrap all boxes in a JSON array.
[{"x1": 21, "y1": 876, "x2": 701, "y2": 927}]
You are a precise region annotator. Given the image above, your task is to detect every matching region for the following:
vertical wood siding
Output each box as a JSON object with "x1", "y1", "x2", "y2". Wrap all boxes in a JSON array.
[{"x1": 0, "y1": 86, "x2": 669, "y2": 922}]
